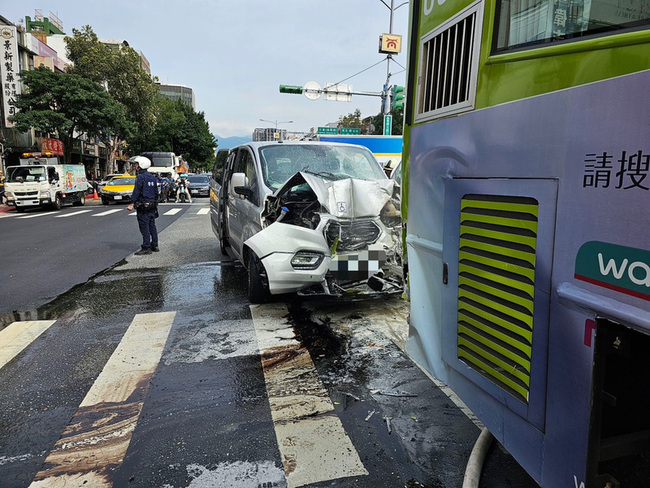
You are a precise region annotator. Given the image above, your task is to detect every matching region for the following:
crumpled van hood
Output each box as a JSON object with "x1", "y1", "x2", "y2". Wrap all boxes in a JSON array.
[{"x1": 268, "y1": 171, "x2": 396, "y2": 219}]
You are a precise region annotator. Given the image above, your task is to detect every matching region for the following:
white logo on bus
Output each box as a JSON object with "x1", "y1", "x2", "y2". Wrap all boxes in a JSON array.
[
  {"x1": 598, "y1": 253, "x2": 650, "y2": 287},
  {"x1": 424, "y1": 0, "x2": 448, "y2": 16}
]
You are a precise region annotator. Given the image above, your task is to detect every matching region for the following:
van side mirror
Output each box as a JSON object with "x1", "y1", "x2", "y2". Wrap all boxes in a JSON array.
[
  {"x1": 234, "y1": 186, "x2": 254, "y2": 199},
  {"x1": 230, "y1": 172, "x2": 246, "y2": 188}
]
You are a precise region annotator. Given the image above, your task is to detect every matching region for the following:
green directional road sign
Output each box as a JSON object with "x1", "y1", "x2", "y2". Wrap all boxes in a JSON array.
[
  {"x1": 340, "y1": 127, "x2": 361, "y2": 135},
  {"x1": 317, "y1": 127, "x2": 338, "y2": 134},
  {"x1": 383, "y1": 115, "x2": 392, "y2": 135}
]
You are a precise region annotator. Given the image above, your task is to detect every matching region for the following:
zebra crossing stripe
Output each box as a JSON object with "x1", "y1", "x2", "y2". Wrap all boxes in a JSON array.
[
  {"x1": 251, "y1": 304, "x2": 367, "y2": 488},
  {"x1": 163, "y1": 208, "x2": 182, "y2": 215},
  {"x1": 93, "y1": 209, "x2": 123, "y2": 217},
  {"x1": 29, "y1": 311, "x2": 176, "y2": 488},
  {"x1": 16, "y1": 212, "x2": 60, "y2": 219},
  {"x1": 197, "y1": 208, "x2": 210, "y2": 215},
  {"x1": 0, "y1": 320, "x2": 57, "y2": 370},
  {"x1": 54, "y1": 210, "x2": 92, "y2": 218}
]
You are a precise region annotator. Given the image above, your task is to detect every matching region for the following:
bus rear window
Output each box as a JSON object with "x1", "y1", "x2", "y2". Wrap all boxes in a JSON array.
[{"x1": 495, "y1": 0, "x2": 650, "y2": 51}]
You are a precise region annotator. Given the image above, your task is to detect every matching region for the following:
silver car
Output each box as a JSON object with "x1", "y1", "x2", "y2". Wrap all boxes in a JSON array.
[{"x1": 210, "y1": 141, "x2": 403, "y2": 303}]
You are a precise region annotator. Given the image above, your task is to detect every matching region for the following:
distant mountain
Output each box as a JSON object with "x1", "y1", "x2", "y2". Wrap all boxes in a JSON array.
[{"x1": 215, "y1": 135, "x2": 252, "y2": 150}]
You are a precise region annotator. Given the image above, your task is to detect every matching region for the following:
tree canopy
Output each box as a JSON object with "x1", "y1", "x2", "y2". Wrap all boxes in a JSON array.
[
  {"x1": 9, "y1": 66, "x2": 123, "y2": 163},
  {"x1": 130, "y1": 98, "x2": 216, "y2": 171}
]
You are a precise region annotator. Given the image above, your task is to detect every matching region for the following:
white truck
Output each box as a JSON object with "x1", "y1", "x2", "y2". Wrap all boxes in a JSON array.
[{"x1": 5, "y1": 152, "x2": 89, "y2": 212}]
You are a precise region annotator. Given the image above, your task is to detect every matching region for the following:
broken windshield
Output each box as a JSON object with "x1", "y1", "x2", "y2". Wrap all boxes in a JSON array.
[{"x1": 259, "y1": 144, "x2": 386, "y2": 190}]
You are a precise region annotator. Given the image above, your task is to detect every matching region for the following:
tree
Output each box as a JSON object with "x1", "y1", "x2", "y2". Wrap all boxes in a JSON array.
[
  {"x1": 368, "y1": 107, "x2": 404, "y2": 135},
  {"x1": 9, "y1": 66, "x2": 123, "y2": 163},
  {"x1": 65, "y1": 26, "x2": 159, "y2": 171},
  {"x1": 338, "y1": 109, "x2": 362, "y2": 129},
  {"x1": 135, "y1": 98, "x2": 215, "y2": 172}
]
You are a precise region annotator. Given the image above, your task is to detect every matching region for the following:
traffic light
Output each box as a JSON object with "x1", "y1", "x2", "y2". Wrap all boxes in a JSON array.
[
  {"x1": 390, "y1": 85, "x2": 405, "y2": 110},
  {"x1": 279, "y1": 85, "x2": 303, "y2": 94}
]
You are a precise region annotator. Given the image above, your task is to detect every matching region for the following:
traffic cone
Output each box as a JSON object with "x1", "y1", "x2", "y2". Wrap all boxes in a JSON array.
[{"x1": 93, "y1": 188, "x2": 99, "y2": 200}]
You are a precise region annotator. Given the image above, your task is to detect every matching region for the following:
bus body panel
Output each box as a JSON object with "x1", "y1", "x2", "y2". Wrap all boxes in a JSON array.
[{"x1": 405, "y1": 60, "x2": 650, "y2": 485}]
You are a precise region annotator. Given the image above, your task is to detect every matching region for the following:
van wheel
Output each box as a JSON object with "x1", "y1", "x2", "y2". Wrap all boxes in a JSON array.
[
  {"x1": 247, "y1": 252, "x2": 269, "y2": 304},
  {"x1": 73, "y1": 193, "x2": 86, "y2": 206}
]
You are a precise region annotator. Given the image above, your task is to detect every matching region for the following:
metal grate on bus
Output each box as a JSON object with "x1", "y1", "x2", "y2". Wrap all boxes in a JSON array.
[{"x1": 457, "y1": 193, "x2": 539, "y2": 404}]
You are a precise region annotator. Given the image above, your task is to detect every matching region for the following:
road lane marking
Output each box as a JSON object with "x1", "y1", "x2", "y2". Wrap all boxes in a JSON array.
[
  {"x1": 0, "y1": 320, "x2": 56, "y2": 370},
  {"x1": 251, "y1": 304, "x2": 367, "y2": 488},
  {"x1": 16, "y1": 212, "x2": 61, "y2": 219},
  {"x1": 197, "y1": 208, "x2": 210, "y2": 215},
  {"x1": 30, "y1": 311, "x2": 176, "y2": 488},
  {"x1": 54, "y1": 210, "x2": 93, "y2": 218},
  {"x1": 93, "y1": 209, "x2": 123, "y2": 217},
  {"x1": 163, "y1": 208, "x2": 182, "y2": 215}
]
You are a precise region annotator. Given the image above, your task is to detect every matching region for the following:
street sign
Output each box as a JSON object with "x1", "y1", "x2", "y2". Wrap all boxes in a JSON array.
[
  {"x1": 318, "y1": 127, "x2": 338, "y2": 135},
  {"x1": 324, "y1": 83, "x2": 353, "y2": 102},
  {"x1": 340, "y1": 127, "x2": 361, "y2": 135},
  {"x1": 383, "y1": 115, "x2": 392, "y2": 136},
  {"x1": 304, "y1": 81, "x2": 322, "y2": 101},
  {"x1": 379, "y1": 33, "x2": 403, "y2": 55}
]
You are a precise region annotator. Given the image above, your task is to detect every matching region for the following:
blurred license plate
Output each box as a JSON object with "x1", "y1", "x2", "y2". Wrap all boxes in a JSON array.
[
  {"x1": 114, "y1": 195, "x2": 122, "y2": 200},
  {"x1": 191, "y1": 190, "x2": 198, "y2": 194}
]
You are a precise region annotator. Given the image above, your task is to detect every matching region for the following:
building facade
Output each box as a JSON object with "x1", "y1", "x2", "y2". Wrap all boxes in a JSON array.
[{"x1": 157, "y1": 83, "x2": 195, "y2": 109}]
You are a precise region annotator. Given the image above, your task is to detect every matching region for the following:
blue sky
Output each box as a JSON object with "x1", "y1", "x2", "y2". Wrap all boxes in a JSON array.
[{"x1": 2, "y1": 2, "x2": 410, "y2": 139}]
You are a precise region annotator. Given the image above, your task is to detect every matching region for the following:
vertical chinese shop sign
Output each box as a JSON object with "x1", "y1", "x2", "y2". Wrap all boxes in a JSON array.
[{"x1": 1, "y1": 26, "x2": 21, "y2": 128}]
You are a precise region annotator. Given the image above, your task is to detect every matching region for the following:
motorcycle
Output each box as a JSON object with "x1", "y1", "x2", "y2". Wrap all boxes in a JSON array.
[{"x1": 178, "y1": 184, "x2": 188, "y2": 203}]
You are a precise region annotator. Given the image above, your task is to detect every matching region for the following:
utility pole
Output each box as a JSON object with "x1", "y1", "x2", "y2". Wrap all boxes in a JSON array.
[{"x1": 379, "y1": 0, "x2": 408, "y2": 135}]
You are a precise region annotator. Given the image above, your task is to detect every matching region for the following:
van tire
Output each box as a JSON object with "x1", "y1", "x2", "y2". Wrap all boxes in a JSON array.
[
  {"x1": 247, "y1": 251, "x2": 269, "y2": 304},
  {"x1": 73, "y1": 193, "x2": 86, "y2": 206}
]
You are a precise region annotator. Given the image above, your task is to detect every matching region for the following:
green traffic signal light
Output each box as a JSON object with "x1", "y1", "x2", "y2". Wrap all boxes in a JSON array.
[
  {"x1": 390, "y1": 85, "x2": 405, "y2": 110},
  {"x1": 279, "y1": 85, "x2": 303, "y2": 94}
]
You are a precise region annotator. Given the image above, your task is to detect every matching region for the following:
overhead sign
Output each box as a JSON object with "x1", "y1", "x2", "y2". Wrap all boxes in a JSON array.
[
  {"x1": 324, "y1": 83, "x2": 352, "y2": 102},
  {"x1": 304, "y1": 80, "x2": 322, "y2": 101},
  {"x1": 379, "y1": 33, "x2": 403, "y2": 55},
  {"x1": 1, "y1": 26, "x2": 21, "y2": 127},
  {"x1": 340, "y1": 127, "x2": 361, "y2": 135},
  {"x1": 317, "y1": 127, "x2": 338, "y2": 135}
]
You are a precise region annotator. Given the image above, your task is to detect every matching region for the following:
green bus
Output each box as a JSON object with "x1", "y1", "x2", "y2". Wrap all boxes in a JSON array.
[{"x1": 401, "y1": 0, "x2": 650, "y2": 486}]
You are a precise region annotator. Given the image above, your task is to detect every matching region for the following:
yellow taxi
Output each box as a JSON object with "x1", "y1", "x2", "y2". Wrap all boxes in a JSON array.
[{"x1": 100, "y1": 175, "x2": 136, "y2": 205}]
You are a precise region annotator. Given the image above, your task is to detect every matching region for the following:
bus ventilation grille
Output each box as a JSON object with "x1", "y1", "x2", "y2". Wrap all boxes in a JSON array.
[
  {"x1": 419, "y1": 6, "x2": 478, "y2": 116},
  {"x1": 457, "y1": 194, "x2": 539, "y2": 404}
]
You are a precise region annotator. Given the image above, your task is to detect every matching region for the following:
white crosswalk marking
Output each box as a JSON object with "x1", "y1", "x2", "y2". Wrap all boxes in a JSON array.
[
  {"x1": 0, "y1": 320, "x2": 57, "y2": 370},
  {"x1": 16, "y1": 212, "x2": 61, "y2": 219},
  {"x1": 30, "y1": 312, "x2": 176, "y2": 488},
  {"x1": 1, "y1": 205, "x2": 211, "y2": 219},
  {"x1": 93, "y1": 209, "x2": 123, "y2": 217},
  {"x1": 251, "y1": 303, "x2": 367, "y2": 487},
  {"x1": 55, "y1": 210, "x2": 92, "y2": 218}
]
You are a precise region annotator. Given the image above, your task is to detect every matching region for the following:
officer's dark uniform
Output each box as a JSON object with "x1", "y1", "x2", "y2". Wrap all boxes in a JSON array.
[{"x1": 131, "y1": 169, "x2": 159, "y2": 252}]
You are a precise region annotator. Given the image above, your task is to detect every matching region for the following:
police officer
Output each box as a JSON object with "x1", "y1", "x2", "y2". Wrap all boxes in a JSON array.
[{"x1": 127, "y1": 156, "x2": 159, "y2": 255}]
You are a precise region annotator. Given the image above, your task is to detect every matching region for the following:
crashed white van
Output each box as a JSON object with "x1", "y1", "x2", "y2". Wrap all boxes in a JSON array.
[{"x1": 210, "y1": 141, "x2": 403, "y2": 303}]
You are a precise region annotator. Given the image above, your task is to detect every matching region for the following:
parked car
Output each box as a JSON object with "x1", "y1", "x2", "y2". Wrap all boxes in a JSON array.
[
  {"x1": 97, "y1": 173, "x2": 123, "y2": 190},
  {"x1": 187, "y1": 174, "x2": 210, "y2": 198},
  {"x1": 210, "y1": 141, "x2": 403, "y2": 303},
  {"x1": 100, "y1": 175, "x2": 135, "y2": 204}
]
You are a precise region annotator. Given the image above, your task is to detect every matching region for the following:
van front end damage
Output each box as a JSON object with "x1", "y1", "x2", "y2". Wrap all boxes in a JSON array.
[{"x1": 244, "y1": 172, "x2": 403, "y2": 298}]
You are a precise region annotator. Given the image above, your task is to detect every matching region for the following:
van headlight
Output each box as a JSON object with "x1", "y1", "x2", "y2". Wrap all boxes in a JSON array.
[{"x1": 291, "y1": 251, "x2": 324, "y2": 270}]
